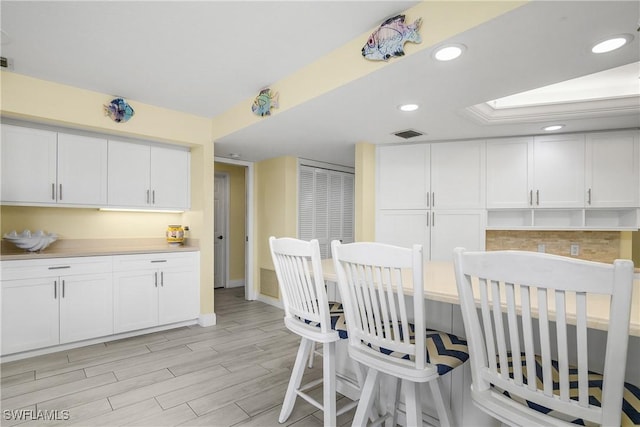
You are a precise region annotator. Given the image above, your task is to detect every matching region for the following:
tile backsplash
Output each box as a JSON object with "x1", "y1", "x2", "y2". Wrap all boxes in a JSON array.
[{"x1": 486, "y1": 230, "x2": 620, "y2": 263}]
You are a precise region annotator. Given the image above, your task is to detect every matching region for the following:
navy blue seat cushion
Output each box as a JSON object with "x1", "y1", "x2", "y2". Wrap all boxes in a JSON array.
[{"x1": 298, "y1": 301, "x2": 348, "y2": 339}]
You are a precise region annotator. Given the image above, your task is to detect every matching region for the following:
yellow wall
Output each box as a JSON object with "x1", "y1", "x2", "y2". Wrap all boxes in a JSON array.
[
  {"x1": 1, "y1": 72, "x2": 216, "y2": 316},
  {"x1": 255, "y1": 156, "x2": 297, "y2": 297},
  {"x1": 214, "y1": 162, "x2": 246, "y2": 282},
  {"x1": 355, "y1": 143, "x2": 376, "y2": 242}
]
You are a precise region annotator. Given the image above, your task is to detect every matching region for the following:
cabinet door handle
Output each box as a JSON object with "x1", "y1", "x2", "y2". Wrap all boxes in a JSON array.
[
  {"x1": 426, "y1": 193, "x2": 430, "y2": 208},
  {"x1": 427, "y1": 213, "x2": 430, "y2": 227},
  {"x1": 154, "y1": 272, "x2": 158, "y2": 287},
  {"x1": 152, "y1": 190, "x2": 155, "y2": 204},
  {"x1": 52, "y1": 183, "x2": 56, "y2": 200},
  {"x1": 587, "y1": 188, "x2": 592, "y2": 205},
  {"x1": 59, "y1": 184, "x2": 63, "y2": 200},
  {"x1": 62, "y1": 280, "x2": 65, "y2": 298},
  {"x1": 48, "y1": 266, "x2": 71, "y2": 270},
  {"x1": 151, "y1": 260, "x2": 167, "y2": 263},
  {"x1": 146, "y1": 190, "x2": 150, "y2": 204},
  {"x1": 54, "y1": 280, "x2": 57, "y2": 299},
  {"x1": 432, "y1": 192, "x2": 435, "y2": 208},
  {"x1": 161, "y1": 271, "x2": 164, "y2": 287},
  {"x1": 432, "y1": 211, "x2": 435, "y2": 227},
  {"x1": 529, "y1": 190, "x2": 533, "y2": 206},
  {"x1": 536, "y1": 190, "x2": 540, "y2": 205}
]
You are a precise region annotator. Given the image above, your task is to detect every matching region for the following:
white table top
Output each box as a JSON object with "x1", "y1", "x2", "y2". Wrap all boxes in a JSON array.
[{"x1": 322, "y1": 258, "x2": 640, "y2": 337}]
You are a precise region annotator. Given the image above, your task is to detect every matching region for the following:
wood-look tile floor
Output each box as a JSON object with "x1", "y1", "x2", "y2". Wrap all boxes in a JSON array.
[{"x1": 0, "y1": 288, "x2": 356, "y2": 426}]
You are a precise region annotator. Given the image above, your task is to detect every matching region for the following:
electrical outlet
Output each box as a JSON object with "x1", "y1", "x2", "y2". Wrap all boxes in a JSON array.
[
  {"x1": 537, "y1": 244, "x2": 545, "y2": 253},
  {"x1": 570, "y1": 244, "x2": 580, "y2": 256}
]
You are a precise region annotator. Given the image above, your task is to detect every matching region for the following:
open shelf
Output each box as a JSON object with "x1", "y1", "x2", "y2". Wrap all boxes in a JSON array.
[{"x1": 486, "y1": 208, "x2": 639, "y2": 230}]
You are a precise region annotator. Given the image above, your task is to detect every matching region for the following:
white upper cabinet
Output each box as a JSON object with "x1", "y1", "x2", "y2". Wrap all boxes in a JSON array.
[
  {"x1": 57, "y1": 133, "x2": 108, "y2": 205},
  {"x1": 108, "y1": 140, "x2": 190, "y2": 210},
  {"x1": 585, "y1": 131, "x2": 639, "y2": 208},
  {"x1": 486, "y1": 137, "x2": 533, "y2": 208},
  {"x1": 1, "y1": 125, "x2": 57, "y2": 204},
  {"x1": 533, "y1": 134, "x2": 585, "y2": 208},
  {"x1": 431, "y1": 141, "x2": 485, "y2": 209},
  {"x1": 377, "y1": 144, "x2": 430, "y2": 209},
  {"x1": 1, "y1": 125, "x2": 107, "y2": 207}
]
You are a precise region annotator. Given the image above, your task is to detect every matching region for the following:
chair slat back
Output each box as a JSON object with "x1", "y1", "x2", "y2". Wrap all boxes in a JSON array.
[
  {"x1": 269, "y1": 237, "x2": 330, "y2": 332},
  {"x1": 332, "y1": 241, "x2": 425, "y2": 370},
  {"x1": 453, "y1": 248, "x2": 634, "y2": 426}
]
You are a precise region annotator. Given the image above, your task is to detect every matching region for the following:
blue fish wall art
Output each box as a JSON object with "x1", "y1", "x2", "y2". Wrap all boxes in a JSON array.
[
  {"x1": 362, "y1": 14, "x2": 423, "y2": 61},
  {"x1": 104, "y1": 97, "x2": 135, "y2": 123},
  {"x1": 252, "y1": 88, "x2": 279, "y2": 117}
]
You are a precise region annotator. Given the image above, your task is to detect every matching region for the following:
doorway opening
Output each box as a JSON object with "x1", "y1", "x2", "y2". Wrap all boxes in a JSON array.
[{"x1": 213, "y1": 157, "x2": 255, "y2": 300}]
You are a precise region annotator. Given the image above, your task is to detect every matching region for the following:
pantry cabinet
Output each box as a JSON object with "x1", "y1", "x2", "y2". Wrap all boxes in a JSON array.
[
  {"x1": 0, "y1": 257, "x2": 113, "y2": 355},
  {"x1": 112, "y1": 252, "x2": 199, "y2": 333},
  {"x1": 0, "y1": 125, "x2": 108, "y2": 206},
  {"x1": 376, "y1": 141, "x2": 486, "y2": 261},
  {"x1": 108, "y1": 140, "x2": 190, "y2": 210}
]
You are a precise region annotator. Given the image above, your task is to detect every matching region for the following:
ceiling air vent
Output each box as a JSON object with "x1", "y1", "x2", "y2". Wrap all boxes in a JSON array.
[{"x1": 393, "y1": 129, "x2": 424, "y2": 139}]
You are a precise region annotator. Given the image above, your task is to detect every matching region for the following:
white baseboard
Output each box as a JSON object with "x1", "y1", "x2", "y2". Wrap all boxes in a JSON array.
[
  {"x1": 226, "y1": 279, "x2": 245, "y2": 288},
  {"x1": 257, "y1": 293, "x2": 284, "y2": 310},
  {"x1": 198, "y1": 312, "x2": 217, "y2": 327}
]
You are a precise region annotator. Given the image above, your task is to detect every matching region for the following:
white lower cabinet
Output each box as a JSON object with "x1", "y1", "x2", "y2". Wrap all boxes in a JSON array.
[
  {"x1": 1, "y1": 257, "x2": 113, "y2": 355},
  {"x1": 376, "y1": 210, "x2": 485, "y2": 261},
  {"x1": 113, "y1": 252, "x2": 199, "y2": 333},
  {"x1": 1, "y1": 251, "x2": 200, "y2": 357}
]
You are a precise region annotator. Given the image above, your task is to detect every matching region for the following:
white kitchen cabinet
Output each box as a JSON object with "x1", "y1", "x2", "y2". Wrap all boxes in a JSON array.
[
  {"x1": 486, "y1": 137, "x2": 533, "y2": 208},
  {"x1": 108, "y1": 140, "x2": 190, "y2": 210},
  {"x1": 0, "y1": 125, "x2": 108, "y2": 206},
  {"x1": 57, "y1": 133, "x2": 108, "y2": 205},
  {"x1": 378, "y1": 144, "x2": 430, "y2": 210},
  {"x1": 376, "y1": 142, "x2": 486, "y2": 260},
  {"x1": 1, "y1": 125, "x2": 57, "y2": 204},
  {"x1": 1, "y1": 277, "x2": 60, "y2": 354},
  {"x1": 113, "y1": 252, "x2": 199, "y2": 333},
  {"x1": 585, "y1": 130, "x2": 639, "y2": 208},
  {"x1": 533, "y1": 134, "x2": 585, "y2": 208},
  {"x1": 431, "y1": 141, "x2": 486, "y2": 209},
  {"x1": 0, "y1": 257, "x2": 113, "y2": 355},
  {"x1": 376, "y1": 210, "x2": 485, "y2": 262}
]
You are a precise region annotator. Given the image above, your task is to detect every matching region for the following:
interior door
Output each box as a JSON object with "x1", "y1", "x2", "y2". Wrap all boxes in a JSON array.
[{"x1": 214, "y1": 173, "x2": 228, "y2": 288}]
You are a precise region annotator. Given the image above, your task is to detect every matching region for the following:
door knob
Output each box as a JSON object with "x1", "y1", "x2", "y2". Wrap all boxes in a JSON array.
[{"x1": 217, "y1": 235, "x2": 224, "y2": 240}]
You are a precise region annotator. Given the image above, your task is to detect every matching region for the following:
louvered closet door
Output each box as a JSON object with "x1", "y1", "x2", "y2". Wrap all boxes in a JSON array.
[{"x1": 298, "y1": 166, "x2": 354, "y2": 259}]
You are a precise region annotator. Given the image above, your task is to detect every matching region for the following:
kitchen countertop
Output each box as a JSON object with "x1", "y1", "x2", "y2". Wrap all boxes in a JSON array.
[
  {"x1": 0, "y1": 238, "x2": 199, "y2": 260},
  {"x1": 322, "y1": 258, "x2": 640, "y2": 337}
]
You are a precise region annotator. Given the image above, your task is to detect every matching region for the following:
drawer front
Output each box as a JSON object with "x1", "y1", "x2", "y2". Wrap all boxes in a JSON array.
[
  {"x1": 112, "y1": 252, "x2": 197, "y2": 272},
  {"x1": 0, "y1": 256, "x2": 112, "y2": 281}
]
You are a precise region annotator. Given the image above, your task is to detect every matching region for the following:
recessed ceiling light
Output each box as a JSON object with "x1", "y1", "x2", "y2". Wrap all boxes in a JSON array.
[
  {"x1": 398, "y1": 103, "x2": 419, "y2": 112},
  {"x1": 543, "y1": 124, "x2": 565, "y2": 131},
  {"x1": 230, "y1": 153, "x2": 241, "y2": 159},
  {"x1": 591, "y1": 34, "x2": 633, "y2": 53},
  {"x1": 433, "y1": 44, "x2": 466, "y2": 61}
]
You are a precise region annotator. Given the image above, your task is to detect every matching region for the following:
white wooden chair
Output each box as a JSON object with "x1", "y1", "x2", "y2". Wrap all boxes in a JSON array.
[
  {"x1": 269, "y1": 236, "x2": 360, "y2": 426},
  {"x1": 331, "y1": 240, "x2": 469, "y2": 427},
  {"x1": 453, "y1": 248, "x2": 638, "y2": 426}
]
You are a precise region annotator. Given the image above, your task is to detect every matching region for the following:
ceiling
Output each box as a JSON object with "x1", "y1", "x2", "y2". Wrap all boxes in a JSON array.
[{"x1": 2, "y1": 1, "x2": 639, "y2": 167}]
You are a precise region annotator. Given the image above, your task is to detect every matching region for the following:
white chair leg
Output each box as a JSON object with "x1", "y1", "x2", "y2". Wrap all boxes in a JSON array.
[
  {"x1": 384, "y1": 377, "x2": 401, "y2": 427},
  {"x1": 404, "y1": 380, "x2": 422, "y2": 427},
  {"x1": 323, "y1": 341, "x2": 337, "y2": 427},
  {"x1": 308, "y1": 342, "x2": 316, "y2": 368},
  {"x1": 428, "y1": 377, "x2": 453, "y2": 427},
  {"x1": 279, "y1": 338, "x2": 314, "y2": 423},
  {"x1": 353, "y1": 368, "x2": 380, "y2": 427}
]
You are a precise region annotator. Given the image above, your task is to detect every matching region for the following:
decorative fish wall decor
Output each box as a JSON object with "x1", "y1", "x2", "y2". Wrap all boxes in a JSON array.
[
  {"x1": 104, "y1": 97, "x2": 135, "y2": 123},
  {"x1": 362, "y1": 14, "x2": 423, "y2": 61},
  {"x1": 251, "y1": 88, "x2": 279, "y2": 117}
]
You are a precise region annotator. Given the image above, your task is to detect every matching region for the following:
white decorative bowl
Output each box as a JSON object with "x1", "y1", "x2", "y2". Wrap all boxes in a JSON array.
[{"x1": 3, "y1": 230, "x2": 58, "y2": 252}]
